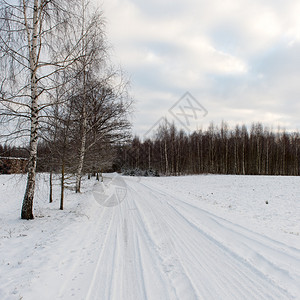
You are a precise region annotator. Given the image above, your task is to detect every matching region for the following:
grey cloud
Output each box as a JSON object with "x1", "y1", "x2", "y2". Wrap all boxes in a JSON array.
[{"x1": 102, "y1": 0, "x2": 300, "y2": 132}]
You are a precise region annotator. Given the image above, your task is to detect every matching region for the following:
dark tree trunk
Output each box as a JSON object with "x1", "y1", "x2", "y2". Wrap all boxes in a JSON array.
[
  {"x1": 60, "y1": 162, "x2": 65, "y2": 210},
  {"x1": 49, "y1": 170, "x2": 53, "y2": 203}
]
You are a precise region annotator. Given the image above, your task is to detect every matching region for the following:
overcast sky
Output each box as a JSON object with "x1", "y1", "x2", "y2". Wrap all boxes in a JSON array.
[{"x1": 102, "y1": 0, "x2": 300, "y2": 137}]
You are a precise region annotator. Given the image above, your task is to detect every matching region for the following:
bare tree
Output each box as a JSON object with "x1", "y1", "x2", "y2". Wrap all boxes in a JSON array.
[
  {"x1": 62, "y1": 0, "x2": 133, "y2": 193},
  {"x1": 72, "y1": 73, "x2": 132, "y2": 192},
  {"x1": 66, "y1": 0, "x2": 106, "y2": 193},
  {"x1": 0, "y1": 0, "x2": 85, "y2": 219},
  {"x1": 120, "y1": 121, "x2": 300, "y2": 177}
]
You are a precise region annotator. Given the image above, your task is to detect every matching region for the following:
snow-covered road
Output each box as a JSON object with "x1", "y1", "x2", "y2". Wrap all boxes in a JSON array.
[
  {"x1": 86, "y1": 177, "x2": 300, "y2": 300},
  {"x1": 1, "y1": 174, "x2": 300, "y2": 300}
]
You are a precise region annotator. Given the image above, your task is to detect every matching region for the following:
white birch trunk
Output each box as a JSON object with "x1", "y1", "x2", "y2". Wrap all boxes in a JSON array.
[
  {"x1": 75, "y1": 107, "x2": 87, "y2": 193},
  {"x1": 75, "y1": 2, "x2": 87, "y2": 193},
  {"x1": 21, "y1": 0, "x2": 39, "y2": 219}
]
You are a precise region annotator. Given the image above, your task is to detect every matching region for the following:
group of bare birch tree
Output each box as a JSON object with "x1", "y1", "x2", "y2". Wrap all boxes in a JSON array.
[
  {"x1": 0, "y1": 0, "x2": 132, "y2": 219},
  {"x1": 120, "y1": 121, "x2": 300, "y2": 176}
]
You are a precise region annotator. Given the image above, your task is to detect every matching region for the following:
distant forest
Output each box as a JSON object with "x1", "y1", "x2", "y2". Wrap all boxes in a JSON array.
[
  {"x1": 117, "y1": 121, "x2": 300, "y2": 176},
  {"x1": 0, "y1": 144, "x2": 28, "y2": 159},
  {"x1": 2, "y1": 121, "x2": 300, "y2": 176}
]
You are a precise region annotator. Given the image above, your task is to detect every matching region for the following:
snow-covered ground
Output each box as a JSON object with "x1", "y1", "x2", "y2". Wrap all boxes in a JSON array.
[{"x1": 0, "y1": 174, "x2": 300, "y2": 299}]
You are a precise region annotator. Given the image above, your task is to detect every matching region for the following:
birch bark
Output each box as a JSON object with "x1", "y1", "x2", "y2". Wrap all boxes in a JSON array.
[{"x1": 21, "y1": 0, "x2": 40, "y2": 219}]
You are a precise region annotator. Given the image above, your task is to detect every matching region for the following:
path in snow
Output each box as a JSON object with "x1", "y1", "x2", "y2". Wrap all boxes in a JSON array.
[
  {"x1": 2, "y1": 175, "x2": 299, "y2": 300},
  {"x1": 83, "y1": 177, "x2": 300, "y2": 300}
]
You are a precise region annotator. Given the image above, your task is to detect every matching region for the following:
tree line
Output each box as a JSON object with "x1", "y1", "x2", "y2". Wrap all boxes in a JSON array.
[
  {"x1": 0, "y1": 0, "x2": 132, "y2": 219},
  {"x1": 0, "y1": 144, "x2": 28, "y2": 158},
  {"x1": 118, "y1": 121, "x2": 300, "y2": 176}
]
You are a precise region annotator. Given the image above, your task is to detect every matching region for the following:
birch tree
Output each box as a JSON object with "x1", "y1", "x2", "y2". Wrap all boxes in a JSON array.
[
  {"x1": 0, "y1": 0, "x2": 82, "y2": 219},
  {"x1": 72, "y1": 73, "x2": 132, "y2": 192},
  {"x1": 69, "y1": 0, "x2": 106, "y2": 193},
  {"x1": 70, "y1": 1, "x2": 132, "y2": 193}
]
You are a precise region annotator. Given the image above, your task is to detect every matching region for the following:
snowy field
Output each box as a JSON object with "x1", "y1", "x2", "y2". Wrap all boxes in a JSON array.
[{"x1": 0, "y1": 174, "x2": 300, "y2": 299}]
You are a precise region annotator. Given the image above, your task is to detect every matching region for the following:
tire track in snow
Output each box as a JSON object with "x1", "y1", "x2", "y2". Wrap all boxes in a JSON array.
[
  {"x1": 117, "y1": 197, "x2": 148, "y2": 300},
  {"x1": 85, "y1": 206, "x2": 118, "y2": 300},
  {"x1": 165, "y1": 200, "x2": 293, "y2": 299},
  {"x1": 144, "y1": 180, "x2": 300, "y2": 298},
  {"x1": 132, "y1": 192, "x2": 242, "y2": 299},
  {"x1": 129, "y1": 181, "x2": 273, "y2": 299},
  {"x1": 131, "y1": 179, "x2": 295, "y2": 299},
  {"x1": 86, "y1": 185, "x2": 179, "y2": 300},
  {"x1": 84, "y1": 177, "x2": 298, "y2": 300},
  {"x1": 126, "y1": 184, "x2": 197, "y2": 300}
]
